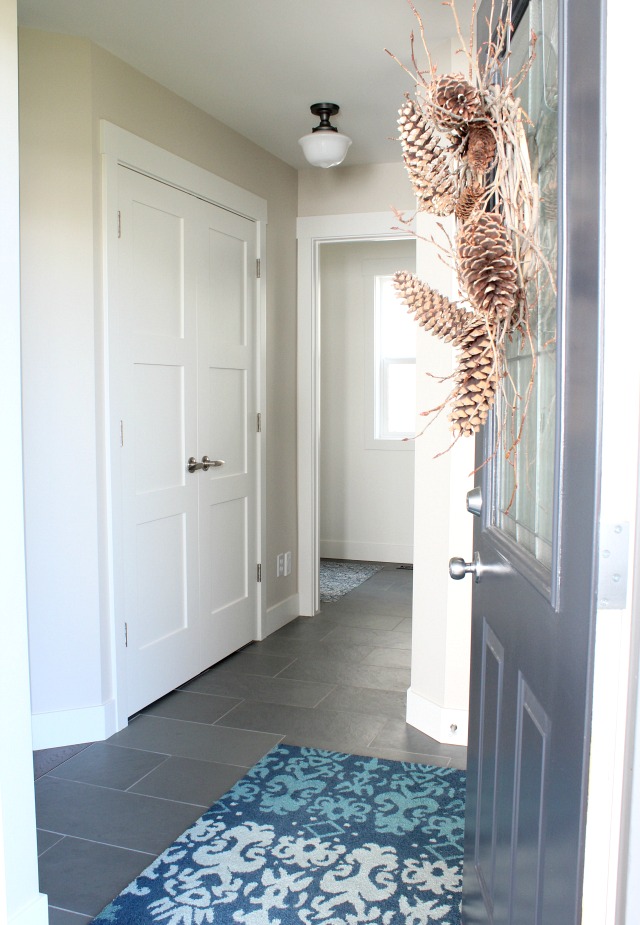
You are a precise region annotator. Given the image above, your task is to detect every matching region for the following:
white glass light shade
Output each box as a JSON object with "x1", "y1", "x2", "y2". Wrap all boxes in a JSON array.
[{"x1": 298, "y1": 131, "x2": 352, "y2": 168}]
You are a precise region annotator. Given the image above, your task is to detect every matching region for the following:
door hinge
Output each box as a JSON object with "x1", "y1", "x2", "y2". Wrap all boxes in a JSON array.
[
  {"x1": 256, "y1": 258, "x2": 261, "y2": 279},
  {"x1": 117, "y1": 210, "x2": 122, "y2": 239},
  {"x1": 124, "y1": 622, "x2": 128, "y2": 647},
  {"x1": 257, "y1": 564, "x2": 262, "y2": 582},
  {"x1": 257, "y1": 412, "x2": 262, "y2": 433},
  {"x1": 120, "y1": 420, "x2": 124, "y2": 447},
  {"x1": 598, "y1": 522, "x2": 630, "y2": 609}
]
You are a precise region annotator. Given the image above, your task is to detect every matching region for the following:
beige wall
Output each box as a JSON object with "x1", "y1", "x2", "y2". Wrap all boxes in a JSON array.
[
  {"x1": 298, "y1": 161, "x2": 415, "y2": 217},
  {"x1": 19, "y1": 29, "x2": 298, "y2": 740}
]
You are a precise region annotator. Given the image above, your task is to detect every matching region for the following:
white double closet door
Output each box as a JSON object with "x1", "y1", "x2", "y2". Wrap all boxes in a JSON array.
[{"x1": 116, "y1": 166, "x2": 258, "y2": 717}]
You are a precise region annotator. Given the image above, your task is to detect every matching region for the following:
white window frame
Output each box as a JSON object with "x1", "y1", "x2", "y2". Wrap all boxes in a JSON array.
[{"x1": 368, "y1": 271, "x2": 417, "y2": 449}]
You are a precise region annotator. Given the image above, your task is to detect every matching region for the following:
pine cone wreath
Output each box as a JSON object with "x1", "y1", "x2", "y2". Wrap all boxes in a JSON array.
[
  {"x1": 397, "y1": 98, "x2": 456, "y2": 215},
  {"x1": 429, "y1": 73, "x2": 482, "y2": 131},
  {"x1": 457, "y1": 213, "x2": 518, "y2": 320}
]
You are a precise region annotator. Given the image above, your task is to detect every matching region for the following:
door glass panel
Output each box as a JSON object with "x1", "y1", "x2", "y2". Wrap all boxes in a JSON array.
[{"x1": 495, "y1": 0, "x2": 559, "y2": 569}]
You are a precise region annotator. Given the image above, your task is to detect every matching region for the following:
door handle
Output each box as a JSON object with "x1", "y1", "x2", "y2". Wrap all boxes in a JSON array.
[
  {"x1": 449, "y1": 551, "x2": 513, "y2": 583},
  {"x1": 201, "y1": 456, "x2": 225, "y2": 471},
  {"x1": 187, "y1": 457, "x2": 204, "y2": 473},
  {"x1": 449, "y1": 552, "x2": 481, "y2": 582}
]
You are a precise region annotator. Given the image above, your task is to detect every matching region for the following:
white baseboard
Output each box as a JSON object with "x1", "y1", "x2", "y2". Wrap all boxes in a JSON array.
[
  {"x1": 319, "y1": 540, "x2": 413, "y2": 564},
  {"x1": 406, "y1": 686, "x2": 468, "y2": 747},
  {"x1": 31, "y1": 700, "x2": 118, "y2": 750},
  {"x1": 9, "y1": 892, "x2": 49, "y2": 925},
  {"x1": 260, "y1": 594, "x2": 300, "y2": 639}
]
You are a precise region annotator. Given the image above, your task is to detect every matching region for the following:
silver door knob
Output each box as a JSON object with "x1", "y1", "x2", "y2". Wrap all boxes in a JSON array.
[
  {"x1": 187, "y1": 457, "x2": 204, "y2": 473},
  {"x1": 449, "y1": 552, "x2": 481, "y2": 582},
  {"x1": 201, "y1": 456, "x2": 225, "y2": 471}
]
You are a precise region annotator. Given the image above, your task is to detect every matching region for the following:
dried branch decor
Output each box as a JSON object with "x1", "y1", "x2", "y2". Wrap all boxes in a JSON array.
[{"x1": 387, "y1": 1, "x2": 553, "y2": 464}]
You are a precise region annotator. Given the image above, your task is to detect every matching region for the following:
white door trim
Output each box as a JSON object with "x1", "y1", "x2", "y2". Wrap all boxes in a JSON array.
[
  {"x1": 296, "y1": 212, "x2": 415, "y2": 617},
  {"x1": 100, "y1": 122, "x2": 267, "y2": 731}
]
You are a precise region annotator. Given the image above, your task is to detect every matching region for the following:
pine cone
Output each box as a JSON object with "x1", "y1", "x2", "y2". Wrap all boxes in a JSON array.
[
  {"x1": 393, "y1": 272, "x2": 470, "y2": 342},
  {"x1": 457, "y1": 213, "x2": 518, "y2": 319},
  {"x1": 397, "y1": 98, "x2": 456, "y2": 216},
  {"x1": 466, "y1": 123, "x2": 496, "y2": 172},
  {"x1": 448, "y1": 321, "x2": 499, "y2": 436},
  {"x1": 430, "y1": 73, "x2": 482, "y2": 131},
  {"x1": 455, "y1": 184, "x2": 484, "y2": 223},
  {"x1": 393, "y1": 271, "x2": 498, "y2": 437}
]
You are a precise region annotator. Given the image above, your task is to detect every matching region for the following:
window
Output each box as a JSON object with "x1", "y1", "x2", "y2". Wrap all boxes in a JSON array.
[{"x1": 373, "y1": 275, "x2": 417, "y2": 441}]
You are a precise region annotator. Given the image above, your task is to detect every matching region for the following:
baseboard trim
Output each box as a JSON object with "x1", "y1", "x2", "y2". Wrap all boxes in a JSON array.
[
  {"x1": 8, "y1": 892, "x2": 49, "y2": 925},
  {"x1": 31, "y1": 699, "x2": 118, "y2": 750},
  {"x1": 319, "y1": 541, "x2": 413, "y2": 564},
  {"x1": 261, "y1": 594, "x2": 300, "y2": 639},
  {"x1": 406, "y1": 686, "x2": 468, "y2": 747}
]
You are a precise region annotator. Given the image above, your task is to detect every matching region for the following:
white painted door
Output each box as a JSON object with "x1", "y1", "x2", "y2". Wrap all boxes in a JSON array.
[
  {"x1": 116, "y1": 165, "x2": 257, "y2": 716},
  {"x1": 195, "y1": 202, "x2": 257, "y2": 662}
]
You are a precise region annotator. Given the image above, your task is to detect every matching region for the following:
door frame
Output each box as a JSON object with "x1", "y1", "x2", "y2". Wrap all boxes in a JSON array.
[
  {"x1": 296, "y1": 212, "x2": 415, "y2": 616},
  {"x1": 100, "y1": 123, "x2": 267, "y2": 731}
]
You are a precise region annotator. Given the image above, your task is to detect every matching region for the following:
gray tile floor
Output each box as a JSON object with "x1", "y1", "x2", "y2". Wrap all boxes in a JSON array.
[{"x1": 34, "y1": 563, "x2": 466, "y2": 924}]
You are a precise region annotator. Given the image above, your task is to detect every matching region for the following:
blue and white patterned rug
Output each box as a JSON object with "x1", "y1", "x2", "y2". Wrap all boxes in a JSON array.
[
  {"x1": 319, "y1": 559, "x2": 384, "y2": 603},
  {"x1": 91, "y1": 745, "x2": 465, "y2": 924}
]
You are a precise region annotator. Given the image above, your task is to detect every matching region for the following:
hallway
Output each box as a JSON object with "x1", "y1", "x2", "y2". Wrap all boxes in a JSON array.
[{"x1": 34, "y1": 563, "x2": 467, "y2": 923}]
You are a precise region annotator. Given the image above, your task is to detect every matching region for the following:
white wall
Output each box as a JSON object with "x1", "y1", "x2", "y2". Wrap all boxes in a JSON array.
[
  {"x1": 320, "y1": 239, "x2": 416, "y2": 563},
  {"x1": 582, "y1": 2, "x2": 640, "y2": 919},
  {"x1": 19, "y1": 29, "x2": 299, "y2": 748},
  {"x1": 0, "y1": 2, "x2": 48, "y2": 921},
  {"x1": 407, "y1": 212, "x2": 474, "y2": 746}
]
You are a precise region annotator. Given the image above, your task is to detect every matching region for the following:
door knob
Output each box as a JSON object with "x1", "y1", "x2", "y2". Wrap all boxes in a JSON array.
[
  {"x1": 449, "y1": 552, "x2": 481, "y2": 582},
  {"x1": 187, "y1": 457, "x2": 204, "y2": 473},
  {"x1": 201, "y1": 456, "x2": 225, "y2": 471}
]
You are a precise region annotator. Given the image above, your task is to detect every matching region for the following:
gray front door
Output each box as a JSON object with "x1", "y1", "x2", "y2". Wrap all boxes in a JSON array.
[{"x1": 460, "y1": 0, "x2": 604, "y2": 922}]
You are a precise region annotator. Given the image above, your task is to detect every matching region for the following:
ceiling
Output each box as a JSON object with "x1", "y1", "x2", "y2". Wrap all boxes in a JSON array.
[{"x1": 16, "y1": 0, "x2": 472, "y2": 170}]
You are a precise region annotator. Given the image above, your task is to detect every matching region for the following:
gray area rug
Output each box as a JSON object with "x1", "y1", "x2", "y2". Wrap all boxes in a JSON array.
[{"x1": 319, "y1": 558, "x2": 384, "y2": 602}]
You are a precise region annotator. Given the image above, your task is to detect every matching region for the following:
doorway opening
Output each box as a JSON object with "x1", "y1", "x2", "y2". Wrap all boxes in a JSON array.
[
  {"x1": 318, "y1": 239, "x2": 416, "y2": 575},
  {"x1": 297, "y1": 213, "x2": 416, "y2": 618}
]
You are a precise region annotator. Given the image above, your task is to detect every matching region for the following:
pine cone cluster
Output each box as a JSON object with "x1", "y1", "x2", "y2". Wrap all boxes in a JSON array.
[
  {"x1": 396, "y1": 76, "x2": 499, "y2": 225},
  {"x1": 395, "y1": 68, "x2": 526, "y2": 440}
]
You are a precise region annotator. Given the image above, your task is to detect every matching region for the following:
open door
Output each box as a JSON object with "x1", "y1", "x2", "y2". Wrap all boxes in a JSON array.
[{"x1": 456, "y1": 0, "x2": 604, "y2": 921}]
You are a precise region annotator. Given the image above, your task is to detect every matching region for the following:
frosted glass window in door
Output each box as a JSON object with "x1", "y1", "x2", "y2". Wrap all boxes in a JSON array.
[{"x1": 496, "y1": 0, "x2": 559, "y2": 569}]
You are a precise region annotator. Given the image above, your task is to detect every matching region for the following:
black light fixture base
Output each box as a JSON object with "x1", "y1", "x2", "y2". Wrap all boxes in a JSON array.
[{"x1": 310, "y1": 102, "x2": 340, "y2": 132}]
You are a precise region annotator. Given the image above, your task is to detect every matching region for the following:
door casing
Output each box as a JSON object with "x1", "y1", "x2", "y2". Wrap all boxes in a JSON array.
[{"x1": 100, "y1": 122, "x2": 267, "y2": 731}]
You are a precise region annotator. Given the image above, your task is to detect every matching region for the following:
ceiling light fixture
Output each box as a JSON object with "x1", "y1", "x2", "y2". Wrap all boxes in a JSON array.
[{"x1": 298, "y1": 103, "x2": 352, "y2": 168}]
